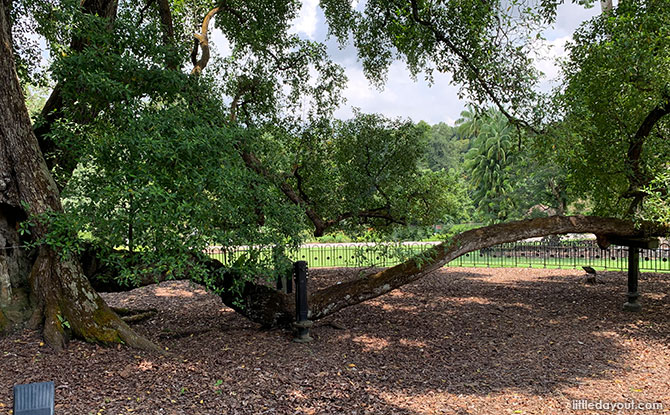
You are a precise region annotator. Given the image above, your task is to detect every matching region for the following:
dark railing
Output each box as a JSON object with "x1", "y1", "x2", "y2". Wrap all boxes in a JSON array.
[
  {"x1": 205, "y1": 240, "x2": 670, "y2": 272},
  {"x1": 451, "y1": 240, "x2": 670, "y2": 272}
]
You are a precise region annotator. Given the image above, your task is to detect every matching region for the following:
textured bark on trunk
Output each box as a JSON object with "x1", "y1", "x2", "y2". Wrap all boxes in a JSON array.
[{"x1": 0, "y1": 0, "x2": 158, "y2": 352}]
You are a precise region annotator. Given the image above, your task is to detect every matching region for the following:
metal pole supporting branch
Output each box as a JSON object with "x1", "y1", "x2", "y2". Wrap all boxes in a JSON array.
[
  {"x1": 292, "y1": 261, "x2": 313, "y2": 342},
  {"x1": 623, "y1": 246, "x2": 641, "y2": 311}
]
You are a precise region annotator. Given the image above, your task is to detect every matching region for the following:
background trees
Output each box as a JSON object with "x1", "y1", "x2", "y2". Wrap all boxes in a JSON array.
[
  {"x1": 550, "y1": 0, "x2": 670, "y2": 220},
  {"x1": 460, "y1": 109, "x2": 517, "y2": 222}
]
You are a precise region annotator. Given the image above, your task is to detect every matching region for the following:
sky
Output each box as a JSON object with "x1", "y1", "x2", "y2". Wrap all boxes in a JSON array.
[{"x1": 214, "y1": 1, "x2": 601, "y2": 126}]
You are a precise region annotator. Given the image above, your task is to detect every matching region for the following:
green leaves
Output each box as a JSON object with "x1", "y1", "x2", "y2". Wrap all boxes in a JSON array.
[
  {"x1": 321, "y1": 0, "x2": 549, "y2": 122},
  {"x1": 287, "y1": 112, "x2": 462, "y2": 233},
  {"x1": 638, "y1": 169, "x2": 670, "y2": 227},
  {"x1": 460, "y1": 108, "x2": 516, "y2": 222},
  {"x1": 62, "y1": 81, "x2": 305, "y2": 284},
  {"x1": 555, "y1": 0, "x2": 670, "y2": 218}
]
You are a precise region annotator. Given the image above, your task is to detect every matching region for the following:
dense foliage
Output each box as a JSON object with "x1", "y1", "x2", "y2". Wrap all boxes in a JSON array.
[
  {"x1": 11, "y1": 0, "x2": 670, "y2": 284},
  {"x1": 12, "y1": 0, "x2": 473, "y2": 286},
  {"x1": 550, "y1": 0, "x2": 670, "y2": 220}
]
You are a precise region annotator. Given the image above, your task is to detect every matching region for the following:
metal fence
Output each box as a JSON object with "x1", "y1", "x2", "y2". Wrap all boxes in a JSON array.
[{"x1": 205, "y1": 240, "x2": 670, "y2": 272}]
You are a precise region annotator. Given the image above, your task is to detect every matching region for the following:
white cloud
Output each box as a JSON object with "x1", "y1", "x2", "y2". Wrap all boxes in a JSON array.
[
  {"x1": 209, "y1": 27, "x2": 232, "y2": 58},
  {"x1": 544, "y1": 2, "x2": 600, "y2": 40},
  {"x1": 534, "y1": 35, "x2": 572, "y2": 91},
  {"x1": 335, "y1": 62, "x2": 463, "y2": 124},
  {"x1": 202, "y1": 0, "x2": 600, "y2": 126},
  {"x1": 330, "y1": 2, "x2": 601, "y2": 125},
  {"x1": 290, "y1": 0, "x2": 319, "y2": 39}
]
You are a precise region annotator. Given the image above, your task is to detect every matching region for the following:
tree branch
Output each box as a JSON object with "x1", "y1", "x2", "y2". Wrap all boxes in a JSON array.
[
  {"x1": 239, "y1": 151, "x2": 330, "y2": 236},
  {"x1": 84, "y1": 215, "x2": 669, "y2": 329},
  {"x1": 137, "y1": 0, "x2": 156, "y2": 26},
  {"x1": 155, "y1": 0, "x2": 177, "y2": 70},
  {"x1": 323, "y1": 206, "x2": 406, "y2": 229},
  {"x1": 625, "y1": 97, "x2": 670, "y2": 212},
  {"x1": 191, "y1": 6, "x2": 220, "y2": 74},
  {"x1": 407, "y1": 0, "x2": 540, "y2": 134},
  {"x1": 309, "y1": 215, "x2": 669, "y2": 320}
]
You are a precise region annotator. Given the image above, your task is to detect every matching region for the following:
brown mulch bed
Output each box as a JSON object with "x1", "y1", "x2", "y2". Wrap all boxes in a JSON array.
[{"x1": 1, "y1": 267, "x2": 669, "y2": 414}]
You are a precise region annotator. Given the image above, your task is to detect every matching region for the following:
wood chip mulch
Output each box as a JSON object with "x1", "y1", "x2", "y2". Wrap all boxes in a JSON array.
[{"x1": 1, "y1": 267, "x2": 669, "y2": 414}]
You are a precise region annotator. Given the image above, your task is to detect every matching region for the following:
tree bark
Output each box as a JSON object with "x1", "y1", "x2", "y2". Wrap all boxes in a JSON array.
[
  {"x1": 548, "y1": 178, "x2": 567, "y2": 216},
  {"x1": 0, "y1": 0, "x2": 158, "y2": 352},
  {"x1": 600, "y1": 0, "x2": 613, "y2": 13}
]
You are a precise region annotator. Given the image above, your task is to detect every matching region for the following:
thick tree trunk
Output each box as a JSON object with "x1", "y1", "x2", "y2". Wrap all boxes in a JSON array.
[
  {"x1": 548, "y1": 178, "x2": 567, "y2": 216},
  {"x1": 0, "y1": 0, "x2": 158, "y2": 352}
]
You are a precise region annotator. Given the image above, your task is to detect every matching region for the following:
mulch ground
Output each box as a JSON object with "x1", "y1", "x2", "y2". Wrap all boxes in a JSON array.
[{"x1": 1, "y1": 267, "x2": 669, "y2": 415}]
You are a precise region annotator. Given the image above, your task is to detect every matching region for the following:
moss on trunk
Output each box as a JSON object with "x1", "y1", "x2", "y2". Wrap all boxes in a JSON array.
[
  {"x1": 26, "y1": 247, "x2": 162, "y2": 351},
  {"x1": 0, "y1": 0, "x2": 160, "y2": 352}
]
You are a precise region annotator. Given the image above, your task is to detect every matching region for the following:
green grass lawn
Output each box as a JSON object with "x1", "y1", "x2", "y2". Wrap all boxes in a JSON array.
[{"x1": 208, "y1": 243, "x2": 670, "y2": 272}]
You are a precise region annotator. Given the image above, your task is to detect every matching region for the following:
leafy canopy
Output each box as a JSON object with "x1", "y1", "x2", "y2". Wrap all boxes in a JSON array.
[
  {"x1": 15, "y1": 0, "x2": 468, "y2": 284},
  {"x1": 551, "y1": 0, "x2": 670, "y2": 218}
]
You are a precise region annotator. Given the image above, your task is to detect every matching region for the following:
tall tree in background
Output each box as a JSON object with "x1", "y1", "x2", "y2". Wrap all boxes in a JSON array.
[
  {"x1": 454, "y1": 107, "x2": 571, "y2": 221},
  {"x1": 460, "y1": 109, "x2": 516, "y2": 222},
  {"x1": 550, "y1": 0, "x2": 670, "y2": 220},
  {"x1": 419, "y1": 121, "x2": 470, "y2": 173}
]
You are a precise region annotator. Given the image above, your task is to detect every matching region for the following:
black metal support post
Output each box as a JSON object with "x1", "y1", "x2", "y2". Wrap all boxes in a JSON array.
[
  {"x1": 624, "y1": 247, "x2": 641, "y2": 311},
  {"x1": 292, "y1": 261, "x2": 313, "y2": 343},
  {"x1": 286, "y1": 266, "x2": 293, "y2": 294}
]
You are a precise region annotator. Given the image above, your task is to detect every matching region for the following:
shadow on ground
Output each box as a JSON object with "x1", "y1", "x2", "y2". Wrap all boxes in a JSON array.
[{"x1": 1, "y1": 267, "x2": 668, "y2": 414}]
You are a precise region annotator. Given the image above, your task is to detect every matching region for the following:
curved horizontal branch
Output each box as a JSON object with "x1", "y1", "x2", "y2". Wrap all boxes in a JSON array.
[
  {"x1": 82, "y1": 248, "x2": 294, "y2": 328},
  {"x1": 308, "y1": 215, "x2": 668, "y2": 320},
  {"x1": 85, "y1": 216, "x2": 668, "y2": 329}
]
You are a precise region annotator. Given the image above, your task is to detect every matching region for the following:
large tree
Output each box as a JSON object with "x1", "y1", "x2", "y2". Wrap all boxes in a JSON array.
[
  {"x1": 2, "y1": 0, "x2": 461, "y2": 346},
  {"x1": 550, "y1": 0, "x2": 670, "y2": 220},
  {"x1": 196, "y1": 0, "x2": 668, "y2": 324},
  {"x1": 3, "y1": 0, "x2": 669, "y2": 347},
  {"x1": 460, "y1": 108, "x2": 517, "y2": 222},
  {"x1": 0, "y1": 0, "x2": 157, "y2": 351}
]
